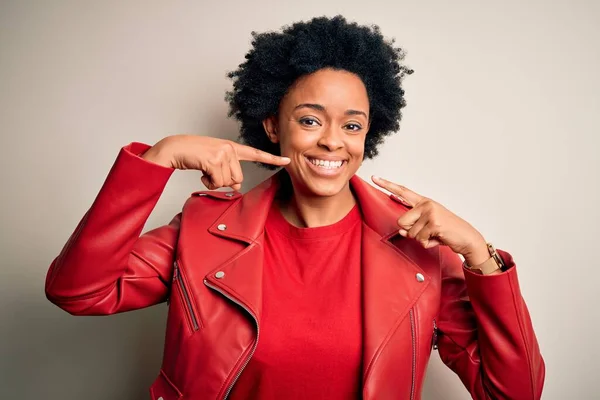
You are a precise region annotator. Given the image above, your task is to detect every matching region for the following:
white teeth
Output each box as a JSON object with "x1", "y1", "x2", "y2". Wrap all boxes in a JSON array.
[{"x1": 308, "y1": 158, "x2": 344, "y2": 169}]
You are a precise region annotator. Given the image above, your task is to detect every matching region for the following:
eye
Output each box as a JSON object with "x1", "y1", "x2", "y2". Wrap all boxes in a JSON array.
[
  {"x1": 344, "y1": 123, "x2": 362, "y2": 131},
  {"x1": 299, "y1": 117, "x2": 321, "y2": 127}
]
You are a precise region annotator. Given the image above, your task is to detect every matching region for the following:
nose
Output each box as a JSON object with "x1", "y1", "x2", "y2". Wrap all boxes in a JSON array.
[{"x1": 317, "y1": 126, "x2": 344, "y2": 152}]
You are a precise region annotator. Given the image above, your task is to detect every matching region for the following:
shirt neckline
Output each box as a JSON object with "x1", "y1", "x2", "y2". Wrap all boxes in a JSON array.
[{"x1": 266, "y1": 202, "x2": 362, "y2": 240}]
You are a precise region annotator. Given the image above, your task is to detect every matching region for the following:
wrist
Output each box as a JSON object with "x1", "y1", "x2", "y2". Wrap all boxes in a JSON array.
[
  {"x1": 141, "y1": 139, "x2": 176, "y2": 168},
  {"x1": 462, "y1": 239, "x2": 490, "y2": 267}
]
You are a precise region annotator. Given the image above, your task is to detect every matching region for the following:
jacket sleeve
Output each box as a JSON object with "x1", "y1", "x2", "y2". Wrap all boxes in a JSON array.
[
  {"x1": 436, "y1": 245, "x2": 545, "y2": 399},
  {"x1": 45, "y1": 142, "x2": 178, "y2": 315}
]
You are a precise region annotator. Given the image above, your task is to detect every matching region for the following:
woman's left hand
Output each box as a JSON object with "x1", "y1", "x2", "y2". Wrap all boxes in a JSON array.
[{"x1": 372, "y1": 176, "x2": 488, "y2": 263}]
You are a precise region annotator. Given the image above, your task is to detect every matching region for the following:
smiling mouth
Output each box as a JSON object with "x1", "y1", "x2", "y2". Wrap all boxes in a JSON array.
[{"x1": 305, "y1": 157, "x2": 347, "y2": 170}]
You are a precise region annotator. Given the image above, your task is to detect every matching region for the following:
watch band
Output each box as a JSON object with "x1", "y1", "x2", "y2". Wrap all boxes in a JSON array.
[{"x1": 463, "y1": 242, "x2": 506, "y2": 274}]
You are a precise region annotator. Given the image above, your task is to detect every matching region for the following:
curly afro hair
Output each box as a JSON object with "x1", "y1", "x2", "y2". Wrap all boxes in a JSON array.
[{"x1": 226, "y1": 15, "x2": 413, "y2": 169}]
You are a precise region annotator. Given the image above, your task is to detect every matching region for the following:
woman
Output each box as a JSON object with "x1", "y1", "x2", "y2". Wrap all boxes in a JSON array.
[{"x1": 45, "y1": 15, "x2": 544, "y2": 400}]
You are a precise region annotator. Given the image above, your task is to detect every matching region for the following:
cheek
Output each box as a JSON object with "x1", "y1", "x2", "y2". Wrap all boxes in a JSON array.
[
  {"x1": 280, "y1": 128, "x2": 316, "y2": 154},
  {"x1": 348, "y1": 136, "x2": 367, "y2": 159}
]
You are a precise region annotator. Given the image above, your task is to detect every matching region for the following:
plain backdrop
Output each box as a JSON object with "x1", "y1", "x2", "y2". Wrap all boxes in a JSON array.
[{"x1": 1, "y1": 1, "x2": 598, "y2": 399}]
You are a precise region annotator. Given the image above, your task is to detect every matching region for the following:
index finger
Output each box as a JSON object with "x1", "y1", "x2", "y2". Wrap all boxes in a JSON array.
[
  {"x1": 371, "y1": 175, "x2": 423, "y2": 205},
  {"x1": 234, "y1": 143, "x2": 291, "y2": 166}
]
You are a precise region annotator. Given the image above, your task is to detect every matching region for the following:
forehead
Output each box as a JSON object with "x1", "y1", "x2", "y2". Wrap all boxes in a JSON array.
[{"x1": 282, "y1": 68, "x2": 369, "y2": 111}]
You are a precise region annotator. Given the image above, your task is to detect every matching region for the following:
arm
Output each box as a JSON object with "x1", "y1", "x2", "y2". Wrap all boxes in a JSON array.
[
  {"x1": 45, "y1": 142, "x2": 177, "y2": 315},
  {"x1": 45, "y1": 136, "x2": 292, "y2": 315},
  {"x1": 437, "y1": 245, "x2": 545, "y2": 399}
]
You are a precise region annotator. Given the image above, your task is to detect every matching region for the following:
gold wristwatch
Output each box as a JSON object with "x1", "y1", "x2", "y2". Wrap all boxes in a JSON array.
[{"x1": 463, "y1": 242, "x2": 506, "y2": 275}]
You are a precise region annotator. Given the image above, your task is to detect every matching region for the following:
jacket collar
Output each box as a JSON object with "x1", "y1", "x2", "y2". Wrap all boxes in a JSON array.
[
  {"x1": 207, "y1": 170, "x2": 404, "y2": 244},
  {"x1": 203, "y1": 170, "x2": 431, "y2": 387}
]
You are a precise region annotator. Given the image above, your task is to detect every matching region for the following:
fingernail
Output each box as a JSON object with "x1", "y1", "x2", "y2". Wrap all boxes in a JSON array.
[
  {"x1": 399, "y1": 229, "x2": 408, "y2": 236},
  {"x1": 394, "y1": 195, "x2": 413, "y2": 208},
  {"x1": 391, "y1": 194, "x2": 408, "y2": 205}
]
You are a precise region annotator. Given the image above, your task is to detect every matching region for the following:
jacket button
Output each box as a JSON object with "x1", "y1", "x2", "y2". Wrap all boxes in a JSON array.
[
  {"x1": 215, "y1": 271, "x2": 225, "y2": 279},
  {"x1": 217, "y1": 223, "x2": 227, "y2": 231},
  {"x1": 415, "y1": 273, "x2": 425, "y2": 282},
  {"x1": 157, "y1": 397, "x2": 164, "y2": 400}
]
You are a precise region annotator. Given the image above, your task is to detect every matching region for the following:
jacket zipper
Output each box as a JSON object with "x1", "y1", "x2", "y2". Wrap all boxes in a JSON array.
[
  {"x1": 204, "y1": 279, "x2": 259, "y2": 400},
  {"x1": 409, "y1": 308, "x2": 416, "y2": 400},
  {"x1": 432, "y1": 318, "x2": 439, "y2": 350},
  {"x1": 173, "y1": 261, "x2": 199, "y2": 331}
]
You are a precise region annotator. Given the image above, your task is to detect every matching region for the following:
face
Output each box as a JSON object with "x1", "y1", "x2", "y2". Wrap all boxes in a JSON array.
[{"x1": 263, "y1": 68, "x2": 370, "y2": 198}]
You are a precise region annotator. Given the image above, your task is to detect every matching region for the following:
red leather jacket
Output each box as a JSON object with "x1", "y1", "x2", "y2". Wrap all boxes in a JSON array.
[{"x1": 45, "y1": 143, "x2": 545, "y2": 400}]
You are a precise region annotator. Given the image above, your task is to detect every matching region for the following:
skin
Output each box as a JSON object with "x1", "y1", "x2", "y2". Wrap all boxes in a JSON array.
[
  {"x1": 262, "y1": 68, "x2": 370, "y2": 228},
  {"x1": 262, "y1": 68, "x2": 491, "y2": 268},
  {"x1": 372, "y1": 176, "x2": 496, "y2": 271},
  {"x1": 142, "y1": 67, "x2": 496, "y2": 270}
]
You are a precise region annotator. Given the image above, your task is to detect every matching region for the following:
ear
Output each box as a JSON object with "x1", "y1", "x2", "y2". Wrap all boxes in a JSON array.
[{"x1": 262, "y1": 116, "x2": 279, "y2": 144}]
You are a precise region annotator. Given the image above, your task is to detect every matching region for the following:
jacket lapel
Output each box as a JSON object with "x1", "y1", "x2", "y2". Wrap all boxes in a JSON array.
[
  {"x1": 202, "y1": 172, "x2": 431, "y2": 382},
  {"x1": 351, "y1": 177, "x2": 431, "y2": 383},
  {"x1": 202, "y1": 176, "x2": 279, "y2": 322}
]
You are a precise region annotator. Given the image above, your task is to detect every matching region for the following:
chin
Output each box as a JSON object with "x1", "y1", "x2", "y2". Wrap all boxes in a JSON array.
[
  {"x1": 284, "y1": 162, "x2": 355, "y2": 198},
  {"x1": 303, "y1": 177, "x2": 350, "y2": 198}
]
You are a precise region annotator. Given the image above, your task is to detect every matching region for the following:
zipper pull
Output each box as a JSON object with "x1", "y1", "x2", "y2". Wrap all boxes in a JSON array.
[
  {"x1": 167, "y1": 262, "x2": 179, "y2": 306},
  {"x1": 432, "y1": 319, "x2": 439, "y2": 350},
  {"x1": 173, "y1": 261, "x2": 179, "y2": 282}
]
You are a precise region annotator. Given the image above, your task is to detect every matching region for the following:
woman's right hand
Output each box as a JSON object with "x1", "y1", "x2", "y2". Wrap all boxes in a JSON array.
[{"x1": 141, "y1": 135, "x2": 290, "y2": 191}]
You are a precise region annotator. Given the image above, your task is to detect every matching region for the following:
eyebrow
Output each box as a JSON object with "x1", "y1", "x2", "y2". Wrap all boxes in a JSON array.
[{"x1": 294, "y1": 103, "x2": 368, "y2": 119}]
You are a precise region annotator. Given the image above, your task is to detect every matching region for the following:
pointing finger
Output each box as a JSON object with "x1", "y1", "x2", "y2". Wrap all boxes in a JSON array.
[
  {"x1": 371, "y1": 175, "x2": 423, "y2": 206},
  {"x1": 235, "y1": 143, "x2": 291, "y2": 166}
]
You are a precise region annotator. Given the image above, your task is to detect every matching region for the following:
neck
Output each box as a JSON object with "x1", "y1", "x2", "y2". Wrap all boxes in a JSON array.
[{"x1": 277, "y1": 174, "x2": 357, "y2": 228}]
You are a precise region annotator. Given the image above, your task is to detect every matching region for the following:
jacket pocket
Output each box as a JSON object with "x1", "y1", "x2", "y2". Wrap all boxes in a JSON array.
[
  {"x1": 172, "y1": 260, "x2": 201, "y2": 332},
  {"x1": 149, "y1": 370, "x2": 182, "y2": 400}
]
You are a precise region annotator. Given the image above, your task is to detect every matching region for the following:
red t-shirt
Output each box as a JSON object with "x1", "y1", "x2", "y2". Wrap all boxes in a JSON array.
[{"x1": 229, "y1": 202, "x2": 363, "y2": 399}]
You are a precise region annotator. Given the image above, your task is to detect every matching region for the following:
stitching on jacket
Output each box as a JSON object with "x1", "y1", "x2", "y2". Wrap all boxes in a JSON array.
[
  {"x1": 440, "y1": 332, "x2": 474, "y2": 361},
  {"x1": 204, "y1": 243, "x2": 263, "y2": 397},
  {"x1": 362, "y1": 308, "x2": 410, "y2": 387},
  {"x1": 217, "y1": 272, "x2": 261, "y2": 322},
  {"x1": 52, "y1": 275, "x2": 167, "y2": 308},
  {"x1": 47, "y1": 210, "x2": 91, "y2": 289},
  {"x1": 157, "y1": 369, "x2": 183, "y2": 397},
  {"x1": 203, "y1": 197, "x2": 257, "y2": 244},
  {"x1": 361, "y1": 224, "x2": 430, "y2": 385},
  {"x1": 436, "y1": 316, "x2": 495, "y2": 400},
  {"x1": 210, "y1": 272, "x2": 261, "y2": 398},
  {"x1": 217, "y1": 340, "x2": 253, "y2": 398},
  {"x1": 129, "y1": 250, "x2": 171, "y2": 285},
  {"x1": 206, "y1": 241, "x2": 260, "y2": 281},
  {"x1": 508, "y1": 271, "x2": 536, "y2": 399},
  {"x1": 437, "y1": 245, "x2": 495, "y2": 400},
  {"x1": 48, "y1": 280, "x2": 115, "y2": 303}
]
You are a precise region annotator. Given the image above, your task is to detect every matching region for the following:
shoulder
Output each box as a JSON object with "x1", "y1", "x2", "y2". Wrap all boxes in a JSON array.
[
  {"x1": 352, "y1": 176, "x2": 413, "y2": 220},
  {"x1": 182, "y1": 189, "x2": 242, "y2": 217},
  {"x1": 189, "y1": 189, "x2": 242, "y2": 201}
]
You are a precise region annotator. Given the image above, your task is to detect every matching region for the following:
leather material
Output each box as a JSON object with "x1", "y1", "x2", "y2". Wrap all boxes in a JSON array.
[
  {"x1": 150, "y1": 370, "x2": 182, "y2": 400},
  {"x1": 46, "y1": 143, "x2": 545, "y2": 399}
]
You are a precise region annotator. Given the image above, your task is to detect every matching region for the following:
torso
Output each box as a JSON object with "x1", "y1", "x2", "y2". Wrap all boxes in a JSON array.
[{"x1": 229, "y1": 202, "x2": 364, "y2": 399}]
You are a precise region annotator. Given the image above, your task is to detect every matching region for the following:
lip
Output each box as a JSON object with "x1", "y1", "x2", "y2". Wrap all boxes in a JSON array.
[
  {"x1": 303, "y1": 156, "x2": 347, "y2": 177},
  {"x1": 304, "y1": 155, "x2": 348, "y2": 162}
]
